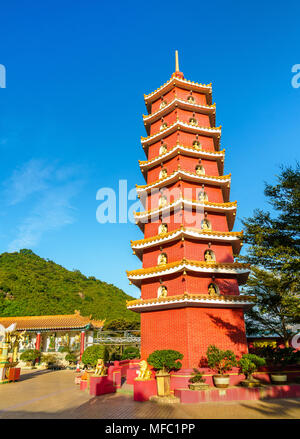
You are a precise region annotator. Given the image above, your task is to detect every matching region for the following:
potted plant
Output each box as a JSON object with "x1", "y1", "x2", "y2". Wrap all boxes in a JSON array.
[
  {"x1": 188, "y1": 368, "x2": 209, "y2": 390},
  {"x1": 238, "y1": 353, "x2": 266, "y2": 387},
  {"x1": 147, "y1": 349, "x2": 183, "y2": 397},
  {"x1": 206, "y1": 345, "x2": 237, "y2": 388},
  {"x1": 268, "y1": 347, "x2": 299, "y2": 384}
]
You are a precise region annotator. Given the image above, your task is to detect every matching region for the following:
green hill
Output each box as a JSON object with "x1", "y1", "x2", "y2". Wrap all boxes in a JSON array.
[{"x1": 0, "y1": 249, "x2": 139, "y2": 322}]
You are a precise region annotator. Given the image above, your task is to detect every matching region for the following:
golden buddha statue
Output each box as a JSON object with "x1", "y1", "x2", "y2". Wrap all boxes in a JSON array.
[
  {"x1": 204, "y1": 250, "x2": 214, "y2": 262},
  {"x1": 187, "y1": 96, "x2": 195, "y2": 103},
  {"x1": 160, "y1": 122, "x2": 168, "y2": 131},
  {"x1": 159, "y1": 223, "x2": 168, "y2": 234},
  {"x1": 159, "y1": 196, "x2": 168, "y2": 208},
  {"x1": 159, "y1": 144, "x2": 167, "y2": 155},
  {"x1": 208, "y1": 284, "x2": 217, "y2": 295},
  {"x1": 158, "y1": 253, "x2": 167, "y2": 266},
  {"x1": 198, "y1": 191, "x2": 208, "y2": 202},
  {"x1": 196, "y1": 165, "x2": 205, "y2": 176},
  {"x1": 193, "y1": 141, "x2": 201, "y2": 150},
  {"x1": 189, "y1": 118, "x2": 198, "y2": 126},
  {"x1": 160, "y1": 100, "x2": 167, "y2": 109},
  {"x1": 202, "y1": 219, "x2": 211, "y2": 231},
  {"x1": 160, "y1": 168, "x2": 168, "y2": 179},
  {"x1": 158, "y1": 285, "x2": 168, "y2": 298}
]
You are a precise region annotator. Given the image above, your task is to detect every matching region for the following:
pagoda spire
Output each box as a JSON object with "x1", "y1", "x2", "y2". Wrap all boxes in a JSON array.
[
  {"x1": 175, "y1": 50, "x2": 179, "y2": 72},
  {"x1": 172, "y1": 50, "x2": 184, "y2": 79}
]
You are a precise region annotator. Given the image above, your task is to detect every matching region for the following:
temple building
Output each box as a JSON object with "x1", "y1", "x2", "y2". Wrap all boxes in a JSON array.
[
  {"x1": 0, "y1": 311, "x2": 104, "y2": 358},
  {"x1": 126, "y1": 52, "x2": 255, "y2": 368}
]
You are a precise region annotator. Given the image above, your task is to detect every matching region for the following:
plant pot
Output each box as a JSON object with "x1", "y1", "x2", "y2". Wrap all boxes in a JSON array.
[
  {"x1": 271, "y1": 373, "x2": 287, "y2": 384},
  {"x1": 155, "y1": 371, "x2": 171, "y2": 396},
  {"x1": 188, "y1": 383, "x2": 210, "y2": 391},
  {"x1": 240, "y1": 379, "x2": 261, "y2": 388},
  {"x1": 213, "y1": 374, "x2": 230, "y2": 388}
]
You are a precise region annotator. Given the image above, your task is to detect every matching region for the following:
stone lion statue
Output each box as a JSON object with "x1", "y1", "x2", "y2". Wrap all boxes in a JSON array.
[
  {"x1": 135, "y1": 360, "x2": 152, "y2": 381},
  {"x1": 93, "y1": 358, "x2": 107, "y2": 377}
]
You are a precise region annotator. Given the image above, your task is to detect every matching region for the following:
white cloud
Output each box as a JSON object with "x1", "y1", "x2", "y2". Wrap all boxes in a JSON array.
[{"x1": 3, "y1": 159, "x2": 84, "y2": 251}]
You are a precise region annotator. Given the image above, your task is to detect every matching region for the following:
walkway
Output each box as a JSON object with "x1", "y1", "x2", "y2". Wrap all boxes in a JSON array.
[{"x1": 0, "y1": 370, "x2": 299, "y2": 419}]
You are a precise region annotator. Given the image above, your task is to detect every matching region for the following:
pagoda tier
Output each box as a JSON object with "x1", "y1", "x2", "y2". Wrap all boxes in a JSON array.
[{"x1": 127, "y1": 55, "x2": 253, "y2": 368}]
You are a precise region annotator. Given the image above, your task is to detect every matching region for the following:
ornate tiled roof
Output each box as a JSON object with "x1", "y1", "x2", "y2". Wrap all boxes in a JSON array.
[
  {"x1": 0, "y1": 310, "x2": 104, "y2": 331},
  {"x1": 136, "y1": 168, "x2": 231, "y2": 194},
  {"x1": 139, "y1": 145, "x2": 225, "y2": 170},
  {"x1": 126, "y1": 293, "x2": 256, "y2": 312},
  {"x1": 141, "y1": 121, "x2": 221, "y2": 148},
  {"x1": 131, "y1": 226, "x2": 242, "y2": 247},
  {"x1": 143, "y1": 98, "x2": 216, "y2": 130},
  {"x1": 144, "y1": 76, "x2": 212, "y2": 105}
]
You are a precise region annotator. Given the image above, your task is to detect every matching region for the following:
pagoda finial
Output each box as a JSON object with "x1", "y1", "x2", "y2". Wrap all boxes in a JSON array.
[
  {"x1": 172, "y1": 50, "x2": 184, "y2": 79},
  {"x1": 175, "y1": 50, "x2": 179, "y2": 72}
]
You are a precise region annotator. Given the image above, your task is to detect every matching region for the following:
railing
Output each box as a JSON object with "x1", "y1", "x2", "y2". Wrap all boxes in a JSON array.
[{"x1": 93, "y1": 330, "x2": 141, "y2": 345}]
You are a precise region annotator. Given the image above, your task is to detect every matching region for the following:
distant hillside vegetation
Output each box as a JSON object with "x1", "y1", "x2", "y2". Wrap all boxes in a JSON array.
[{"x1": 0, "y1": 249, "x2": 139, "y2": 322}]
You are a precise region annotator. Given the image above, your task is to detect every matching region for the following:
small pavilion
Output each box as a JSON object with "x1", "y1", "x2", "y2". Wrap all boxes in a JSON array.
[{"x1": 0, "y1": 310, "x2": 104, "y2": 358}]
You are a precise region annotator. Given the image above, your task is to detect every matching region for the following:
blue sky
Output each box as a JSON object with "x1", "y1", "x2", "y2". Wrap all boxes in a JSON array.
[{"x1": 0, "y1": 0, "x2": 299, "y2": 298}]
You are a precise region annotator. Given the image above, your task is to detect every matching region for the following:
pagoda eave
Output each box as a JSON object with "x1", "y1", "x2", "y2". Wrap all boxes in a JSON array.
[
  {"x1": 127, "y1": 261, "x2": 250, "y2": 287},
  {"x1": 131, "y1": 228, "x2": 242, "y2": 260},
  {"x1": 144, "y1": 76, "x2": 212, "y2": 112},
  {"x1": 141, "y1": 122, "x2": 221, "y2": 153},
  {"x1": 143, "y1": 98, "x2": 216, "y2": 134},
  {"x1": 139, "y1": 145, "x2": 225, "y2": 179},
  {"x1": 136, "y1": 171, "x2": 231, "y2": 197},
  {"x1": 127, "y1": 293, "x2": 255, "y2": 313}
]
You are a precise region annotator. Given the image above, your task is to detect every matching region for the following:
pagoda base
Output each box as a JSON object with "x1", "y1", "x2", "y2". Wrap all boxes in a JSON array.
[{"x1": 141, "y1": 306, "x2": 248, "y2": 369}]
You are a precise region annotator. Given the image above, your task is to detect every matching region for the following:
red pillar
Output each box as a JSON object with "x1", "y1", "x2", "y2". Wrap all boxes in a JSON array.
[
  {"x1": 35, "y1": 332, "x2": 41, "y2": 351},
  {"x1": 80, "y1": 331, "x2": 85, "y2": 359}
]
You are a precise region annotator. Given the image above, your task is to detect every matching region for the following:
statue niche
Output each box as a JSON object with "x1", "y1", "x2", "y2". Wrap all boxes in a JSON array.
[
  {"x1": 159, "y1": 144, "x2": 168, "y2": 155},
  {"x1": 158, "y1": 223, "x2": 168, "y2": 235},
  {"x1": 158, "y1": 285, "x2": 168, "y2": 298},
  {"x1": 204, "y1": 250, "x2": 215, "y2": 262},
  {"x1": 193, "y1": 140, "x2": 201, "y2": 150},
  {"x1": 195, "y1": 165, "x2": 205, "y2": 176},
  {"x1": 198, "y1": 191, "x2": 208, "y2": 202},
  {"x1": 159, "y1": 195, "x2": 168, "y2": 208},
  {"x1": 208, "y1": 283, "x2": 219, "y2": 296},
  {"x1": 158, "y1": 253, "x2": 168, "y2": 266},
  {"x1": 159, "y1": 168, "x2": 168, "y2": 179},
  {"x1": 201, "y1": 219, "x2": 212, "y2": 231}
]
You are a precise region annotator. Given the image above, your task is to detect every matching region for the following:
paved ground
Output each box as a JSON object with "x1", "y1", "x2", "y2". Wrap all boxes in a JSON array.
[{"x1": 0, "y1": 369, "x2": 299, "y2": 419}]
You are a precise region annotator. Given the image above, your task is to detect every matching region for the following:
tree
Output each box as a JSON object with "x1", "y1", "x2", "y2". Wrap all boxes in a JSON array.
[
  {"x1": 238, "y1": 353, "x2": 266, "y2": 381},
  {"x1": 20, "y1": 349, "x2": 41, "y2": 366},
  {"x1": 103, "y1": 318, "x2": 140, "y2": 332},
  {"x1": 121, "y1": 346, "x2": 140, "y2": 360},
  {"x1": 81, "y1": 345, "x2": 109, "y2": 367},
  {"x1": 239, "y1": 164, "x2": 300, "y2": 343}
]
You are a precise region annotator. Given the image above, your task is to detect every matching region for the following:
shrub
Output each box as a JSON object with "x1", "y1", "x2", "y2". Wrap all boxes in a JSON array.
[
  {"x1": 206, "y1": 345, "x2": 237, "y2": 375},
  {"x1": 147, "y1": 349, "x2": 183, "y2": 373},
  {"x1": 121, "y1": 346, "x2": 140, "y2": 360},
  {"x1": 250, "y1": 346, "x2": 300, "y2": 369},
  {"x1": 41, "y1": 354, "x2": 58, "y2": 366},
  {"x1": 238, "y1": 354, "x2": 266, "y2": 380},
  {"x1": 20, "y1": 349, "x2": 41, "y2": 366},
  {"x1": 81, "y1": 345, "x2": 109, "y2": 367},
  {"x1": 58, "y1": 346, "x2": 70, "y2": 353},
  {"x1": 189, "y1": 368, "x2": 206, "y2": 384},
  {"x1": 65, "y1": 353, "x2": 77, "y2": 364}
]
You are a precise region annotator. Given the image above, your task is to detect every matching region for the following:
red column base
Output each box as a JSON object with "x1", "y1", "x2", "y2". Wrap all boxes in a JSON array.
[
  {"x1": 89, "y1": 376, "x2": 116, "y2": 396},
  {"x1": 134, "y1": 379, "x2": 157, "y2": 402}
]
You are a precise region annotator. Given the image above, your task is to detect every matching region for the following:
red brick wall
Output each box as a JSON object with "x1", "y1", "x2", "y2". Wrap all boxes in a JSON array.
[{"x1": 141, "y1": 307, "x2": 248, "y2": 368}]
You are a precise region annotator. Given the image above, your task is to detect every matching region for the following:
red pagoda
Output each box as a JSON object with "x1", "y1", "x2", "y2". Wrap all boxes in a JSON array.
[{"x1": 127, "y1": 52, "x2": 255, "y2": 369}]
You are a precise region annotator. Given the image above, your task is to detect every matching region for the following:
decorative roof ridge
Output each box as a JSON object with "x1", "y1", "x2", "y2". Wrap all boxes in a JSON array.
[
  {"x1": 127, "y1": 293, "x2": 256, "y2": 307},
  {"x1": 136, "y1": 168, "x2": 231, "y2": 190},
  {"x1": 126, "y1": 259, "x2": 250, "y2": 277},
  {"x1": 144, "y1": 76, "x2": 212, "y2": 101},
  {"x1": 143, "y1": 98, "x2": 216, "y2": 121},
  {"x1": 139, "y1": 145, "x2": 225, "y2": 167},
  {"x1": 131, "y1": 227, "x2": 243, "y2": 247},
  {"x1": 141, "y1": 121, "x2": 222, "y2": 144}
]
